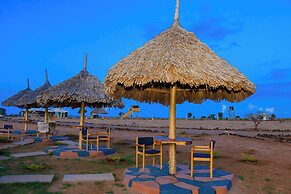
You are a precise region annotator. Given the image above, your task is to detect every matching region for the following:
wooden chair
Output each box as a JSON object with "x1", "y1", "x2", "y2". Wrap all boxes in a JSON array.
[
  {"x1": 136, "y1": 137, "x2": 163, "y2": 171},
  {"x1": 0, "y1": 125, "x2": 13, "y2": 140},
  {"x1": 96, "y1": 128, "x2": 111, "y2": 150},
  {"x1": 81, "y1": 127, "x2": 97, "y2": 151},
  {"x1": 190, "y1": 140, "x2": 216, "y2": 178}
]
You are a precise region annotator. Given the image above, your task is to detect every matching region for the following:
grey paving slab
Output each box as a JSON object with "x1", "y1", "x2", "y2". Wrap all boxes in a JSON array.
[
  {"x1": 0, "y1": 156, "x2": 10, "y2": 161},
  {"x1": 63, "y1": 173, "x2": 115, "y2": 182},
  {"x1": 13, "y1": 140, "x2": 34, "y2": 146},
  {"x1": 10, "y1": 151, "x2": 47, "y2": 158},
  {"x1": 58, "y1": 140, "x2": 78, "y2": 146},
  {"x1": 0, "y1": 144, "x2": 18, "y2": 150},
  {"x1": 0, "y1": 175, "x2": 54, "y2": 183}
]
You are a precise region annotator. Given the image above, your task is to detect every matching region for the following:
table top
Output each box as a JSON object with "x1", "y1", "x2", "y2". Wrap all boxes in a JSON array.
[
  {"x1": 72, "y1": 124, "x2": 93, "y2": 129},
  {"x1": 154, "y1": 136, "x2": 192, "y2": 145}
]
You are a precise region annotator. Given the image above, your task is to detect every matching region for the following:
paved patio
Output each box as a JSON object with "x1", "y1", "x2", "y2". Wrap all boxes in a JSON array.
[{"x1": 123, "y1": 164, "x2": 233, "y2": 194}]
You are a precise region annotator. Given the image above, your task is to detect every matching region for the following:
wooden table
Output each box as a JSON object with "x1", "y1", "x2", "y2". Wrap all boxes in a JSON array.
[{"x1": 154, "y1": 136, "x2": 192, "y2": 146}]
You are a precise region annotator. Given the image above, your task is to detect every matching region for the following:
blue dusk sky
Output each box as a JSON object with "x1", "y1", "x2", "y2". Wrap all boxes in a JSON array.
[{"x1": 0, "y1": 0, "x2": 290, "y2": 118}]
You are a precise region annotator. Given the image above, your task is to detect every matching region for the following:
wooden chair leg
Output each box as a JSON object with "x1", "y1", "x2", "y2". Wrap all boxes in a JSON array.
[
  {"x1": 152, "y1": 156, "x2": 155, "y2": 166},
  {"x1": 160, "y1": 154, "x2": 162, "y2": 170},
  {"x1": 210, "y1": 159, "x2": 213, "y2": 178},
  {"x1": 107, "y1": 139, "x2": 110, "y2": 149},
  {"x1": 190, "y1": 150, "x2": 194, "y2": 178},
  {"x1": 136, "y1": 153, "x2": 138, "y2": 168},
  {"x1": 142, "y1": 153, "x2": 145, "y2": 171},
  {"x1": 96, "y1": 138, "x2": 99, "y2": 151}
]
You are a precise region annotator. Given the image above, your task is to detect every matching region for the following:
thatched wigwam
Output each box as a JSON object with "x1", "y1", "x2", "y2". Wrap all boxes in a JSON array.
[
  {"x1": 37, "y1": 53, "x2": 121, "y2": 149},
  {"x1": 105, "y1": 0, "x2": 255, "y2": 174},
  {"x1": 2, "y1": 79, "x2": 32, "y2": 131},
  {"x1": 16, "y1": 70, "x2": 52, "y2": 122}
]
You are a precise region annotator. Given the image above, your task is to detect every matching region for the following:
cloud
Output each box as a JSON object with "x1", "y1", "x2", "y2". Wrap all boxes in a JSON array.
[
  {"x1": 255, "y1": 81, "x2": 291, "y2": 98},
  {"x1": 248, "y1": 103, "x2": 257, "y2": 110},
  {"x1": 248, "y1": 104, "x2": 275, "y2": 114},
  {"x1": 221, "y1": 105, "x2": 226, "y2": 113},
  {"x1": 209, "y1": 42, "x2": 240, "y2": 51},
  {"x1": 265, "y1": 107, "x2": 275, "y2": 114},
  {"x1": 269, "y1": 68, "x2": 291, "y2": 80},
  {"x1": 190, "y1": 17, "x2": 244, "y2": 41}
]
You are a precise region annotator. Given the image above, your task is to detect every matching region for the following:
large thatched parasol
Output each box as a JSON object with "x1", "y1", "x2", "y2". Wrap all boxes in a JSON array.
[
  {"x1": 2, "y1": 79, "x2": 32, "y2": 131},
  {"x1": 37, "y1": 53, "x2": 120, "y2": 149},
  {"x1": 105, "y1": 0, "x2": 255, "y2": 174},
  {"x1": 16, "y1": 70, "x2": 52, "y2": 123}
]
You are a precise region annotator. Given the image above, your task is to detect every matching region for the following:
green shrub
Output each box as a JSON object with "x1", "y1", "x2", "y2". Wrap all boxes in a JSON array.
[
  {"x1": 25, "y1": 163, "x2": 46, "y2": 171},
  {"x1": 239, "y1": 153, "x2": 257, "y2": 162}
]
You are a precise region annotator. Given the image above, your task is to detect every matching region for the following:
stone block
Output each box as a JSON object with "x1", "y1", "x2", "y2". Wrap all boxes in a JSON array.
[
  {"x1": 213, "y1": 186, "x2": 228, "y2": 194},
  {"x1": 174, "y1": 181, "x2": 199, "y2": 194},
  {"x1": 123, "y1": 174, "x2": 136, "y2": 186},
  {"x1": 155, "y1": 176, "x2": 178, "y2": 185},
  {"x1": 89, "y1": 151, "x2": 104, "y2": 158},
  {"x1": 132, "y1": 180, "x2": 160, "y2": 194},
  {"x1": 63, "y1": 173, "x2": 114, "y2": 182},
  {"x1": 60, "y1": 151, "x2": 78, "y2": 158}
]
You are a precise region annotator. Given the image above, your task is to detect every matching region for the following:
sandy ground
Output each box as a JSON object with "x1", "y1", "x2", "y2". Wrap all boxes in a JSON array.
[{"x1": 1, "y1": 119, "x2": 291, "y2": 194}]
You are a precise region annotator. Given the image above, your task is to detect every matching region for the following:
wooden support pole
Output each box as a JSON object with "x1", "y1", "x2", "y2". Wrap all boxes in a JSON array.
[
  {"x1": 24, "y1": 107, "x2": 28, "y2": 131},
  {"x1": 79, "y1": 102, "x2": 85, "y2": 150},
  {"x1": 45, "y1": 107, "x2": 49, "y2": 123},
  {"x1": 169, "y1": 85, "x2": 177, "y2": 175}
]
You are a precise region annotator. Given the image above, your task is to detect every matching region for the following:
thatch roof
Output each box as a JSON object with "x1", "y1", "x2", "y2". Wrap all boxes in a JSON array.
[
  {"x1": 37, "y1": 54, "x2": 117, "y2": 108},
  {"x1": 2, "y1": 79, "x2": 32, "y2": 107},
  {"x1": 104, "y1": 1, "x2": 255, "y2": 105},
  {"x1": 91, "y1": 108, "x2": 108, "y2": 115},
  {"x1": 16, "y1": 70, "x2": 52, "y2": 108}
]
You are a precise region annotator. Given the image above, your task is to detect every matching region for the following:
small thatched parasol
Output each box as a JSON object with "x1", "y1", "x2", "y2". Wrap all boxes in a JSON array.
[
  {"x1": 2, "y1": 79, "x2": 32, "y2": 107},
  {"x1": 91, "y1": 108, "x2": 108, "y2": 115},
  {"x1": 105, "y1": 0, "x2": 255, "y2": 174},
  {"x1": 37, "y1": 53, "x2": 121, "y2": 149},
  {"x1": 2, "y1": 79, "x2": 32, "y2": 131},
  {"x1": 16, "y1": 70, "x2": 52, "y2": 122}
]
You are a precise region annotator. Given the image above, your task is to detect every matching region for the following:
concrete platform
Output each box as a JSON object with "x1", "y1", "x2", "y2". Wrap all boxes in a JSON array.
[
  {"x1": 10, "y1": 151, "x2": 47, "y2": 158},
  {"x1": 63, "y1": 173, "x2": 115, "y2": 182},
  {"x1": 0, "y1": 156, "x2": 10, "y2": 161},
  {"x1": 44, "y1": 144, "x2": 115, "y2": 158},
  {"x1": 0, "y1": 175, "x2": 54, "y2": 184},
  {"x1": 123, "y1": 164, "x2": 234, "y2": 194}
]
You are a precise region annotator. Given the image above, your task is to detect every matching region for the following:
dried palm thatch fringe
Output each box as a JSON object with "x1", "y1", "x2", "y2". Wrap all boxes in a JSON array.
[
  {"x1": 2, "y1": 79, "x2": 32, "y2": 107},
  {"x1": 16, "y1": 70, "x2": 52, "y2": 108},
  {"x1": 105, "y1": 22, "x2": 255, "y2": 105},
  {"x1": 37, "y1": 54, "x2": 123, "y2": 108}
]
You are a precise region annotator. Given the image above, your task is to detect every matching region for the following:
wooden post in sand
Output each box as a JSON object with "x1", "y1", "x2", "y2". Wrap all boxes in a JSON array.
[
  {"x1": 79, "y1": 101, "x2": 86, "y2": 150},
  {"x1": 24, "y1": 107, "x2": 29, "y2": 131},
  {"x1": 45, "y1": 107, "x2": 49, "y2": 123},
  {"x1": 169, "y1": 85, "x2": 177, "y2": 175}
]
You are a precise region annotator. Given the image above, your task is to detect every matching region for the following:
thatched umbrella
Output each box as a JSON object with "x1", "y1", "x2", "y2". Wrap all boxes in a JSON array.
[
  {"x1": 37, "y1": 53, "x2": 119, "y2": 149},
  {"x1": 16, "y1": 70, "x2": 52, "y2": 123},
  {"x1": 2, "y1": 79, "x2": 32, "y2": 131},
  {"x1": 105, "y1": 0, "x2": 255, "y2": 174},
  {"x1": 91, "y1": 108, "x2": 108, "y2": 117}
]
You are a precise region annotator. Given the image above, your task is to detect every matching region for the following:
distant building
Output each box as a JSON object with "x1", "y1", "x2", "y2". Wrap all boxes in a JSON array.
[
  {"x1": 50, "y1": 108, "x2": 68, "y2": 118},
  {"x1": 0, "y1": 108, "x2": 6, "y2": 116},
  {"x1": 228, "y1": 106, "x2": 235, "y2": 120},
  {"x1": 19, "y1": 108, "x2": 68, "y2": 118}
]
